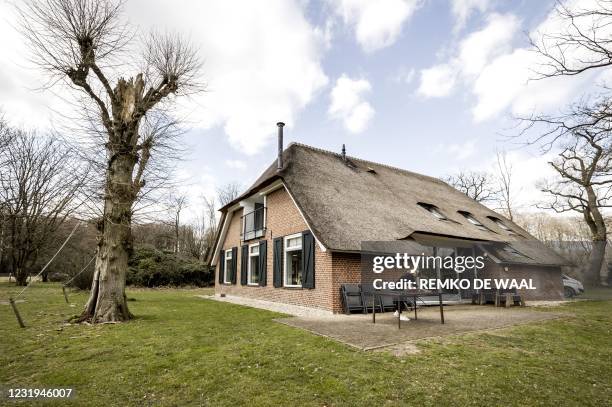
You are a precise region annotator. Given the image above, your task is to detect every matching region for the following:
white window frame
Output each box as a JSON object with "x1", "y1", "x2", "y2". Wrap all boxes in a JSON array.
[
  {"x1": 223, "y1": 249, "x2": 232, "y2": 284},
  {"x1": 247, "y1": 243, "x2": 260, "y2": 286},
  {"x1": 283, "y1": 233, "x2": 303, "y2": 288}
]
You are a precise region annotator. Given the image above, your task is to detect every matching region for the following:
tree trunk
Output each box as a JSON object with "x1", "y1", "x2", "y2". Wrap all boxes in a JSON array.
[
  {"x1": 585, "y1": 240, "x2": 607, "y2": 287},
  {"x1": 14, "y1": 267, "x2": 27, "y2": 286},
  {"x1": 79, "y1": 152, "x2": 137, "y2": 323}
]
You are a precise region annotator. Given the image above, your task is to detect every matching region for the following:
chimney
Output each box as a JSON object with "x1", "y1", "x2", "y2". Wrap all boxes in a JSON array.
[
  {"x1": 276, "y1": 122, "x2": 285, "y2": 171},
  {"x1": 341, "y1": 144, "x2": 346, "y2": 161}
]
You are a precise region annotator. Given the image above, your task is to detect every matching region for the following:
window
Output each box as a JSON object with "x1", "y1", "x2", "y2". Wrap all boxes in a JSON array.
[
  {"x1": 248, "y1": 244, "x2": 260, "y2": 285},
  {"x1": 284, "y1": 233, "x2": 303, "y2": 287},
  {"x1": 224, "y1": 249, "x2": 232, "y2": 284},
  {"x1": 487, "y1": 216, "x2": 515, "y2": 233},
  {"x1": 418, "y1": 202, "x2": 447, "y2": 220},
  {"x1": 458, "y1": 211, "x2": 489, "y2": 232}
]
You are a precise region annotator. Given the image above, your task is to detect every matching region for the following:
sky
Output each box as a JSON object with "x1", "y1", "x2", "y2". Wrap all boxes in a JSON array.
[{"x1": 0, "y1": 0, "x2": 606, "y2": 220}]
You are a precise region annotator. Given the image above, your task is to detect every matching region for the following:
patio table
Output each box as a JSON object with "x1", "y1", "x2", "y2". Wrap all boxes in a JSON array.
[{"x1": 368, "y1": 289, "x2": 445, "y2": 329}]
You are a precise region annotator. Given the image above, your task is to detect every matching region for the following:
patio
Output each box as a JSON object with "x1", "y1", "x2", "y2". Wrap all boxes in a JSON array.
[{"x1": 275, "y1": 305, "x2": 567, "y2": 351}]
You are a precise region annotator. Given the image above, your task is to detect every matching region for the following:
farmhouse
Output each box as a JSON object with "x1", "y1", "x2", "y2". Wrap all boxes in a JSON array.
[{"x1": 210, "y1": 124, "x2": 568, "y2": 313}]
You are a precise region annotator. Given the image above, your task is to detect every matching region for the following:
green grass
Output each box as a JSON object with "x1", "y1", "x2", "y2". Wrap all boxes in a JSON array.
[{"x1": 1, "y1": 283, "x2": 611, "y2": 406}]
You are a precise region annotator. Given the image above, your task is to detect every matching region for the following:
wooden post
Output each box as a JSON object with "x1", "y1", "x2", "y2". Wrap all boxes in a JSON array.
[
  {"x1": 438, "y1": 292, "x2": 445, "y2": 324},
  {"x1": 9, "y1": 297, "x2": 25, "y2": 328},
  {"x1": 372, "y1": 294, "x2": 376, "y2": 324},
  {"x1": 397, "y1": 300, "x2": 401, "y2": 329},
  {"x1": 62, "y1": 286, "x2": 69, "y2": 304},
  {"x1": 414, "y1": 296, "x2": 418, "y2": 320}
]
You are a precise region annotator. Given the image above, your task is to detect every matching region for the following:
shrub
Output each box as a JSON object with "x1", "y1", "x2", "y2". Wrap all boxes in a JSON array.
[{"x1": 127, "y1": 246, "x2": 213, "y2": 287}]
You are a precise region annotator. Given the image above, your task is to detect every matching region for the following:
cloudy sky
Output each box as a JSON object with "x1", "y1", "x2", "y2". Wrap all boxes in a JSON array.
[{"x1": 0, "y1": 0, "x2": 604, "y2": 217}]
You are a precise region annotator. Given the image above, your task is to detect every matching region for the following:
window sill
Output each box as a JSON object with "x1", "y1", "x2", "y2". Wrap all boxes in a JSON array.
[
  {"x1": 247, "y1": 283, "x2": 260, "y2": 287},
  {"x1": 282, "y1": 285, "x2": 303, "y2": 290}
]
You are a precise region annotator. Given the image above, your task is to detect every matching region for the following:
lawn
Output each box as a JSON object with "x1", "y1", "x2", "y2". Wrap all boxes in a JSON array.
[{"x1": 1, "y1": 283, "x2": 610, "y2": 406}]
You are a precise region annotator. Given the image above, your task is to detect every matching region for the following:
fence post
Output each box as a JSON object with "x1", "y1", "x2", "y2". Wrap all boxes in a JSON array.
[
  {"x1": 9, "y1": 297, "x2": 25, "y2": 328},
  {"x1": 62, "y1": 286, "x2": 69, "y2": 304}
]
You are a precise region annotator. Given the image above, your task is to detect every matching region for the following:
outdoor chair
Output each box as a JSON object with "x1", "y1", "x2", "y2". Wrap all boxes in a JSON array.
[
  {"x1": 378, "y1": 294, "x2": 397, "y2": 312},
  {"x1": 494, "y1": 288, "x2": 525, "y2": 307},
  {"x1": 341, "y1": 284, "x2": 366, "y2": 314},
  {"x1": 361, "y1": 289, "x2": 382, "y2": 313}
]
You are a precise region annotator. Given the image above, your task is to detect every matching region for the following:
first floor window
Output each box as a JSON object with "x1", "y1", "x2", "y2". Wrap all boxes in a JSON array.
[
  {"x1": 224, "y1": 249, "x2": 232, "y2": 284},
  {"x1": 248, "y1": 244, "x2": 260, "y2": 285},
  {"x1": 284, "y1": 234, "x2": 302, "y2": 287}
]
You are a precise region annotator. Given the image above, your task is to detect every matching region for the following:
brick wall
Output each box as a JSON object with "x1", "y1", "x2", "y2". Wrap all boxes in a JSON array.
[{"x1": 215, "y1": 186, "x2": 335, "y2": 312}]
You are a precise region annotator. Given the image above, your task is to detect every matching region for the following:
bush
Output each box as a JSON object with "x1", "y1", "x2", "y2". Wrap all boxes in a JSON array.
[{"x1": 127, "y1": 246, "x2": 213, "y2": 287}]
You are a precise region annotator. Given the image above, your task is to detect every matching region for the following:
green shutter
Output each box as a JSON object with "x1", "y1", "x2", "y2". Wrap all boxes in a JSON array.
[
  {"x1": 302, "y1": 231, "x2": 315, "y2": 289},
  {"x1": 273, "y1": 237, "x2": 283, "y2": 288},
  {"x1": 218, "y1": 250, "x2": 225, "y2": 284},
  {"x1": 259, "y1": 240, "x2": 268, "y2": 287},
  {"x1": 241, "y1": 245, "x2": 248, "y2": 285},
  {"x1": 231, "y1": 247, "x2": 238, "y2": 284}
]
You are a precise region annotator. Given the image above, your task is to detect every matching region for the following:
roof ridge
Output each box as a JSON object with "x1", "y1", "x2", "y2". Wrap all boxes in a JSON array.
[{"x1": 287, "y1": 142, "x2": 448, "y2": 185}]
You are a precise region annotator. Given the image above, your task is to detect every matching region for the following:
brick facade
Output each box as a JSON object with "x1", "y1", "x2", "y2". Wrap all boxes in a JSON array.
[{"x1": 216, "y1": 186, "x2": 339, "y2": 312}]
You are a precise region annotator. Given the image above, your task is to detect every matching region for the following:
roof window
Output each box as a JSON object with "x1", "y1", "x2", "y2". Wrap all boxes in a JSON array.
[
  {"x1": 487, "y1": 216, "x2": 515, "y2": 234},
  {"x1": 418, "y1": 202, "x2": 448, "y2": 220},
  {"x1": 458, "y1": 211, "x2": 490, "y2": 232}
]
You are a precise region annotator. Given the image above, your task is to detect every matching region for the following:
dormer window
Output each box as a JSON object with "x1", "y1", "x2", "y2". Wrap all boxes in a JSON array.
[
  {"x1": 458, "y1": 211, "x2": 489, "y2": 232},
  {"x1": 487, "y1": 216, "x2": 515, "y2": 234},
  {"x1": 418, "y1": 202, "x2": 447, "y2": 220}
]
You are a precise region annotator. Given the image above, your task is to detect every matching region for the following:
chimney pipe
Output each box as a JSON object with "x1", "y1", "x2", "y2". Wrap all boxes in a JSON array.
[
  {"x1": 341, "y1": 144, "x2": 346, "y2": 161},
  {"x1": 276, "y1": 122, "x2": 285, "y2": 171}
]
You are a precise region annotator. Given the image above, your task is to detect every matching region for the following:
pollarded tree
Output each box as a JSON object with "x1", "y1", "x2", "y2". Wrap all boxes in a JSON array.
[{"x1": 19, "y1": 0, "x2": 201, "y2": 322}]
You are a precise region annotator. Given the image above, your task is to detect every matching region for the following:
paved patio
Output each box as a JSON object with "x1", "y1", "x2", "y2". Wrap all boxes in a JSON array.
[{"x1": 275, "y1": 305, "x2": 567, "y2": 350}]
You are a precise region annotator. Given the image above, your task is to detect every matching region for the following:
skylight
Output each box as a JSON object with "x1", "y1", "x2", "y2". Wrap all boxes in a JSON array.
[
  {"x1": 487, "y1": 216, "x2": 515, "y2": 233},
  {"x1": 458, "y1": 211, "x2": 489, "y2": 232},
  {"x1": 418, "y1": 202, "x2": 447, "y2": 220}
]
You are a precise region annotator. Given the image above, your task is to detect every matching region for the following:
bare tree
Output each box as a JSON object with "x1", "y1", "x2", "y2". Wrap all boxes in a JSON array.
[
  {"x1": 522, "y1": 98, "x2": 611, "y2": 286},
  {"x1": 19, "y1": 0, "x2": 201, "y2": 322},
  {"x1": 216, "y1": 183, "x2": 241, "y2": 207},
  {"x1": 0, "y1": 128, "x2": 89, "y2": 285},
  {"x1": 443, "y1": 171, "x2": 497, "y2": 203},
  {"x1": 495, "y1": 151, "x2": 516, "y2": 221},
  {"x1": 168, "y1": 192, "x2": 188, "y2": 254},
  {"x1": 531, "y1": 0, "x2": 612, "y2": 78}
]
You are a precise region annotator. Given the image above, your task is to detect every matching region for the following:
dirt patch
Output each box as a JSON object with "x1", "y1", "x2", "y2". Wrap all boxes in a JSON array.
[{"x1": 276, "y1": 305, "x2": 568, "y2": 351}]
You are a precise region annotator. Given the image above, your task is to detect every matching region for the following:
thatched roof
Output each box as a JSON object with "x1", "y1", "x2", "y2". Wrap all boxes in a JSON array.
[{"x1": 222, "y1": 143, "x2": 568, "y2": 266}]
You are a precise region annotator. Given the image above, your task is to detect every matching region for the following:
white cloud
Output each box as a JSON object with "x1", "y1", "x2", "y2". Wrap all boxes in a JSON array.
[
  {"x1": 0, "y1": 2, "x2": 74, "y2": 129},
  {"x1": 225, "y1": 159, "x2": 247, "y2": 170},
  {"x1": 417, "y1": 13, "x2": 519, "y2": 98},
  {"x1": 418, "y1": 64, "x2": 457, "y2": 97},
  {"x1": 470, "y1": 0, "x2": 602, "y2": 122},
  {"x1": 330, "y1": 0, "x2": 422, "y2": 52},
  {"x1": 328, "y1": 74, "x2": 375, "y2": 133},
  {"x1": 451, "y1": 0, "x2": 490, "y2": 33},
  {"x1": 420, "y1": 1, "x2": 606, "y2": 122},
  {"x1": 0, "y1": 1, "x2": 329, "y2": 155}
]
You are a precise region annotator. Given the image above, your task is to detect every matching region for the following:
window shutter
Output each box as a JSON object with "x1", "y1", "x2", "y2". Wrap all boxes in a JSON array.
[
  {"x1": 231, "y1": 246, "x2": 238, "y2": 284},
  {"x1": 273, "y1": 237, "x2": 283, "y2": 288},
  {"x1": 302, "y1": 231, "x2": 315, "y2": 289},
  {"x1": 259, "y1": 240, "x2": 267, "y2": 286},
  {"x1": 241, "y1": 245, "x2": 248, "y2": 285},
  {"x1": 218, "y1": 250, "x2": 225, "y2": 284}
]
